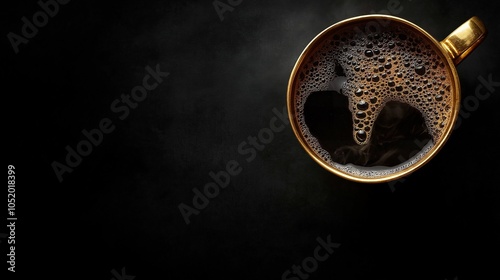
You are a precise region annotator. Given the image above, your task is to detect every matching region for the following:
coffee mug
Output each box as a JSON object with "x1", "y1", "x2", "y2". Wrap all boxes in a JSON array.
[{"x1": 287, "y1": 15, "x2": 486, "y2": 183}]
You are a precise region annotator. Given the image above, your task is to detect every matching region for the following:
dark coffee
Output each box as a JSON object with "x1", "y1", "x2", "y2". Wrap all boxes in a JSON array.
[{"x1": 292, "y1": 19, "x2": 454, "y2": 178}]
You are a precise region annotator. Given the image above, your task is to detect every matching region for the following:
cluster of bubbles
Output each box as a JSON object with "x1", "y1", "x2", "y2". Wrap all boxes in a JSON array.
[{"x1": 293, "y1": 21, "x2": 454, "y2": 177}]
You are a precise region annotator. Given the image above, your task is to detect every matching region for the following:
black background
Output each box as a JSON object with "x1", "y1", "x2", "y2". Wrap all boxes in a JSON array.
[{"x1": 3, "y1": 0, "x2": 500, "y2": 279}]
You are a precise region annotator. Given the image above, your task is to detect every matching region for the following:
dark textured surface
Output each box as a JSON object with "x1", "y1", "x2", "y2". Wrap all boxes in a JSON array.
[{"x1": 3, "y1": 0, "x2": 500, "y2": 279}]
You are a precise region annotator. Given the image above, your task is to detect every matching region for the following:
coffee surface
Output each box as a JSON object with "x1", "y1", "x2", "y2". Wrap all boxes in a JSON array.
[{"x1": 293, "y1": 20, "x2": 454, "y2": 177}]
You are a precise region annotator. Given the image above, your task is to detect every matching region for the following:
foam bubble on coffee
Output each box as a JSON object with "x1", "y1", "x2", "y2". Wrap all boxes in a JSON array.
[{"x1": 293, "y1": 21, "x2": 453, "y2": 177}]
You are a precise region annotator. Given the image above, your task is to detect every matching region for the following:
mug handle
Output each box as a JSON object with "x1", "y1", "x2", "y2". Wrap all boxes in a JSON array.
[{"x1": 440, "y1": 16, "x2": 487, "y2": 65}]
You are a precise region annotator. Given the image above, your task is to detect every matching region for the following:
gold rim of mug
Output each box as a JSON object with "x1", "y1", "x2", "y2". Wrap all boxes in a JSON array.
[{"x1": 287, "y1": 14, "x2": 461, "y2": 183}]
